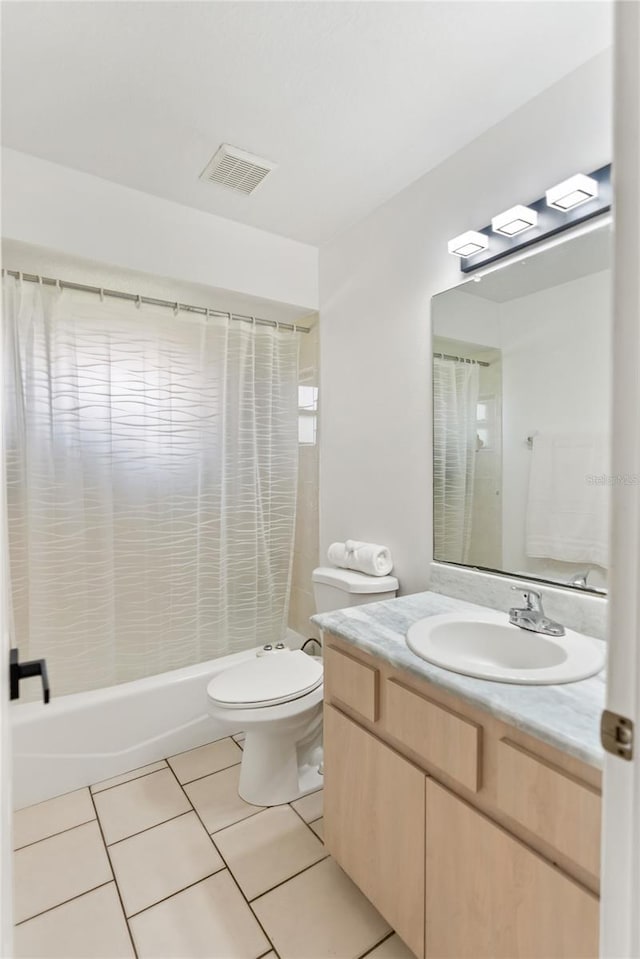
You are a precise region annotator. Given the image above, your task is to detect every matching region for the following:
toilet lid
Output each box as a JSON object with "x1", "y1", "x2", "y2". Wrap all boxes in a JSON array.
[{"x1": 207, "y1": 650, "x2": 323, "y2": 708}]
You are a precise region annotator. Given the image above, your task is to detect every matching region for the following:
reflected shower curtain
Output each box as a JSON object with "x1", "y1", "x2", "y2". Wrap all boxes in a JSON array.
[
  {"x1": 432, "y1": 357, "x2": 479, "y2": 564},
  {"x1": 4, "y1": 276, "x2": 299, "y2": 697}
]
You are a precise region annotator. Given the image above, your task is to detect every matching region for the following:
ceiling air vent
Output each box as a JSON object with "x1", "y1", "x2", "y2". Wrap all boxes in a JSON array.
[{"x1": 199, "y1": 144, "x2": 276, "y2": 195}]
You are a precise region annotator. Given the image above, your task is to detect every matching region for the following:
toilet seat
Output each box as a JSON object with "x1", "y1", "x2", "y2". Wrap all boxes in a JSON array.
[{"x1": 207, "y1": 650, "x2": 323, "y2": 709}]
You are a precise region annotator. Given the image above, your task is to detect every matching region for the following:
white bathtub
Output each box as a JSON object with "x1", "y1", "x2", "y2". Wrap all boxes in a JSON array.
[{"x1": 12, "y1": 629, "x2": 306, "y2": 809}]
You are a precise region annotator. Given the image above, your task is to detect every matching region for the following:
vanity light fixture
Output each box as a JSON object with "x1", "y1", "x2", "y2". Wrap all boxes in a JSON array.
[
  {"x1": 452, "y1": 163, "x2": 610, "y2": 273},
  {"x1": 491, "y1": 205, "x2": 538, "y2": 237},
  {"x1": 546, "y1": 173, "x2": 599, "y2": 212},
  {"x1": 447, "y1": 231, "x2": 489, "y2": 258}
]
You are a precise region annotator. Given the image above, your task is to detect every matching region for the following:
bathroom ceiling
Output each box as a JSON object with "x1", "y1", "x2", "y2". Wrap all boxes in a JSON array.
[{"x1": 1, "y1": 1, "x2": 612, "y2": 246}]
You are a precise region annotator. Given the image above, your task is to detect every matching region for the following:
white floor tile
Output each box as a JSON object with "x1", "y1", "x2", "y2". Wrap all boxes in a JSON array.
[
  {"x1": 309, "y1": 817, "x2": 324, "y2": 841},
  {"x1": 168, "y1": 737, "x2": 242, "y2": 784},
  {"x1": 93, "y1": 768, "x2": 190, "y2": 844},
  {"x1": 214, "y1": 805, "x2": 325, "y2": 900},
  {"x1": 365, "y1": 933, "x2": 419, "y2": 958},
  {"x1": 129, "y1": 872, "x2": 271, "y2": 959},
  {"x1": 291, "y1": 789, "x2": 323, "y2": 824},
  {"x1": 13, "y1": 788, "x2": 95, "y2": 849},
  {"x1": 252, "y1": 857, "x2": 390, "y2": 959},
  {"x1": 184, "y1": 764, "x2": 263, "y2": 833},
  {"x1": 14, "y1": 883, "x2": 134, "y2": 959},
  {"x1": 13, "y1": 821, "x2": 112, "y2": 924},
  {"x1": 91, "y1": 761, "x2": 168, "y2": 794},
  {"x1": 109, "y1": 811, "x2": 224, "y2": 916}
]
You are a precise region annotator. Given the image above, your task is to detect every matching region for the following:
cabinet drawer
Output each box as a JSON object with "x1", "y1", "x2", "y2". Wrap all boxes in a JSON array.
[
  {"x1": 496, "y1": 739, "x2": 601, "y2": 877},
  {"x1": 385, "y1": 679, "x2": 480, "y2": 792},
  {"x1": 324, "y1": 644, "x2": 379, "y2": 722}
]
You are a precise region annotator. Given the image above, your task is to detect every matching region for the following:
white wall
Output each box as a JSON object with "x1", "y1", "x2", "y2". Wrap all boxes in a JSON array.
[
  {"x1": 319, "y1": 50, "x2": 612, "y2": 595},
  {"x1": 0, "y1": 239, "x2": 311, "y2": 327},
  {"x1": 432, "y1": 288, "x2": 502, "y2": 349},
  {"x1": 1, "y1": 148, "x2": 318, "y2": 311}
]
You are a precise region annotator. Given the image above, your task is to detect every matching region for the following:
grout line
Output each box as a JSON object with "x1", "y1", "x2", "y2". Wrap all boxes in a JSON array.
[
  {"x1": 165, "y1": 762, "x2": 278, "y2": 956},
  {"x1": 209, "y1": 806, "x2": 270, "y2": 840},
  {"x1": 357, "y1": 930, "x2": 396, "y2": 959},
  {"x1": 287, "y1": 798, "x2": 324, "y2": 837},
  {"x1": 91, "y1": 763, "x2": 168, "y2": 795},
  {"x1": 90, "y1": 734, "x2": 242, "y2": 797},
  {"x1": 106, "y1": 809, "x2": 194, "y2": 848},
  {"x1": 208, "y1": 804, "x2": 267, "y2": 836},
  {"x1": 14, "y1": 880, "x2": 114, "y2": 927},
  {"x1": 168, "y1": 734, "x2": 241, "y2": 761},
  {"x1": 173, "y1": 758, "x2": 243, "y2": 787},
  {"x1": 247, "y1": 854, "x2": 330, "y2": 905},
  {"x1": 125, "y1": 868, "x2": 226, "y2": 920},
  {"x1": 89, "y1": 789, "x2": 140, "y2": 959},
  {"x1": 14, "y1": 782, "x2": 97, "y2": 810},
  {"x1": 13, "y1": 814, "x2": 97, "y2": 851},
  {"x1": 102, "y1": 807, "x2": 196, "y2": 847}
]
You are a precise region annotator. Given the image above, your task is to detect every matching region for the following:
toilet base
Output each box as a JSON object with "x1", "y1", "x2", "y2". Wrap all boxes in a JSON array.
[{"x1": 237, "y1": 703, "x2": 323, "y2": 806}]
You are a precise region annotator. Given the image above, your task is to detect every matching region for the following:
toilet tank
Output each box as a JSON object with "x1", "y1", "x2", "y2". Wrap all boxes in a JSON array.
[{"x1": 312, "y1": 567, "x2": 399, "y2": 614}]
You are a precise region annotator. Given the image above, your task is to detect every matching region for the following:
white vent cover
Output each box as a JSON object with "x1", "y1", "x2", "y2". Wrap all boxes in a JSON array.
[{"x1": 199, "y1": 144, "x2": 276, "y2": 195}]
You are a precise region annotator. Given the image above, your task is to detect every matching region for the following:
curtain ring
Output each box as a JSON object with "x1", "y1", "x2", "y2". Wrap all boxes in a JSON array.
[
  {"x1": 100, "y1": 288, "x2": 105, "y2": 303},
  {"x1": 136, "y1": 295, "x2": 142, "y2": 310},
  {"x1": 18, "y1": 271, "x2": 23, "y2": 287},
  {"x1": 174, "y1": 301, "x2": 180, "y2": 316},
  {"x1": 55, "y1": 279, "x2": 61, "y2": 291},
  {"x1": 38, "y1": 275, "x2": 43, "y2": 287}
]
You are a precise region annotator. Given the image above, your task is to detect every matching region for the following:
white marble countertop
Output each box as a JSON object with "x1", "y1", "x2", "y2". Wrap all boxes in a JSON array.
[{"x1": 312, "y1": 590, "x2": 606, "y2": 769}]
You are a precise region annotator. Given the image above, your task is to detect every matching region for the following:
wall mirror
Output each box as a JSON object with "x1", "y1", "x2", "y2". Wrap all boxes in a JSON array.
[{"x1": 431, "y1": 221, "x2": 611, "y2": 593}]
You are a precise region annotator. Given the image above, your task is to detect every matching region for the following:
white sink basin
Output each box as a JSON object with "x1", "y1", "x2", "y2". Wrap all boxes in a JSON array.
[{"x1": 406, "y1": 610, "x2": 605, "y2": 685}]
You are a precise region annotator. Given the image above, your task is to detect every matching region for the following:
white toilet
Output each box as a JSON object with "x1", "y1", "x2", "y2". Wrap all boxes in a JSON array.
[{"x1": 206, "y1": 565, "x2": 398, "y2": 806}]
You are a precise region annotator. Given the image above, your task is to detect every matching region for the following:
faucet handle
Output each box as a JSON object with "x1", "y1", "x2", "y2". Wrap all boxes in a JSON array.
[{"x1": 510, "y1": 585, "x2": 543, "y2": 611}]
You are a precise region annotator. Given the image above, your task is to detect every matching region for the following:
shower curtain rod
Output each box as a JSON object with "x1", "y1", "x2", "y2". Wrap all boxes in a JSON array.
[
  {"x1": 1, "y1": 269, "x2": 312, "y2": 334},
  {"x1": 433, "y1": 351, "x2": 490, "y2": 368}
]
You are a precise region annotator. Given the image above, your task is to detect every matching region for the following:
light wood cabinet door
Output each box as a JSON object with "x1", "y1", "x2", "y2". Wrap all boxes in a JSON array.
[
  {"x1": 324, "y1": 704, "x2": 426, "y2": 958},
  {"x1": 425, "y1": 779, "x2": 599, "y2": 959}
]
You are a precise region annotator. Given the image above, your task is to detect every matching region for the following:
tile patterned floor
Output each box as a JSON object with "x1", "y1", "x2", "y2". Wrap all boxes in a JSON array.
[{"x1": 12, "y1": 736, "x2": 416, "y2": 959}]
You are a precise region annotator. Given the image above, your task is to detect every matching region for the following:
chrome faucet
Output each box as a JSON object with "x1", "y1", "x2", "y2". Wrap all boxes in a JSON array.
[{"x1": 508, "y1": 586, "x2": 565, "y2": 637}]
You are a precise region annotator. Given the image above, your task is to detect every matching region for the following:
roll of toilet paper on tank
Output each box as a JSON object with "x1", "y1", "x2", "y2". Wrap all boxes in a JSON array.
[{"x1": 327, "y1": 540, "x2": 394, "y2": 576}]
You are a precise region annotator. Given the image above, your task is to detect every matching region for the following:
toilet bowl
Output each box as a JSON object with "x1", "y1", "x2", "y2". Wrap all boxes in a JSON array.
[
  {"x1": 207, "y1": 650, "x2": 324, "y2": 806},
  {"x1": 207, "y1": 565, "x2": 399, "y2": 807}
]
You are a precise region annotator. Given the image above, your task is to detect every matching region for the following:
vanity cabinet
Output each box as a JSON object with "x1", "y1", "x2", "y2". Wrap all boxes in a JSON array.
[
  {"x1": 324, "y1": 704, "x2": 426, "y2": 958},
  {"x1": 323, "y1": 635, "x2": 601, "y2": 959},
  {"x1": 425, "y1": 780, "x2": 598, "y2": 959}
]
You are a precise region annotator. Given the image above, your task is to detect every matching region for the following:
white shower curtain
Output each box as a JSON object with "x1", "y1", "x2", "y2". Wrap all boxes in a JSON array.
[
  {"x1": 4, "y1": 276, "x2": 299, "y2": 697},
  {"x1": 432, "y1": 357, "x2": 479, "y2": 564}
]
